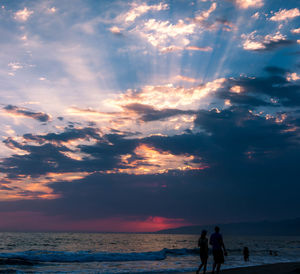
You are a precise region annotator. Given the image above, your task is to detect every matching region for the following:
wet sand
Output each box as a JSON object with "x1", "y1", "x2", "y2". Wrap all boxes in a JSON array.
[{"x1": 184, "y1": 262, "x2": 300, "y2": 274}]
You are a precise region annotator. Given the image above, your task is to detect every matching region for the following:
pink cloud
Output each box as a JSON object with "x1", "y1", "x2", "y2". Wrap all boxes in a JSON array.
[
  {"x1": 270, "y1": 8, "x2": 300, "y2": 21},
  {"x1": 0, "y1": 212, "x2": 191, "y2": 232}
]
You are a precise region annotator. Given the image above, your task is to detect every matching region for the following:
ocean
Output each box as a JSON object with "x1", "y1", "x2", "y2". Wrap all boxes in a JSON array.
[{"x1": 0, "y1": 232, "x2": 299, "y2": 273}]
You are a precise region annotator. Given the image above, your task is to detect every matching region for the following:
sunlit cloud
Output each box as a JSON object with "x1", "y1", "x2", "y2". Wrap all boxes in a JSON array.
[
  {"x1": 286, "y1": 72, "x2": 300, "y2": 82},
  {"x1": 159, "y1": 45, "x2": 212, "y2": 53},
  {"x1": 109, "y1": 26, "x2": 123, "y2": 34},
  {"x1": 108, "y1": 79, "x2": 226, "y2": 111},
  {"x1": 270, "y1": 8, "x2": 300, "y2": 21},
  {"x1": 14, "y1": 7, "x2": 34, "y2": 22},
  {"x1": 185, "y1": 46, "x2": 212, "y2": 51},
  {"x1": 0, "y1": 172, "x2": 91, "y2": 201},
  {"x1": 8, "y1": 62, "x2": 23, "y2": 71},
  {"x1": 252, "y1": 12, "x2": 260, "y2": 19},
  {"x1": 291, "y1": 28, "x2": 300, "y2": 34},
  {"x1": 241, "y1": 31, "x2": 293, "y2": 51},
  {"x1": 110, "y1": 144, "x2": 206, "y2": 175},
  {"x1": 138, "y1": 19, "x2": 196, "y2": 48},
  {"x1": 124, "y1": 2, "x2": 168, "y2": 23},
  {"x1": 2, "y1": 105, "x2": 51, "y2": 122},
  {"x1": 194, "y1": 2, "x2": 217, "y2": 22},
  {"x1": 175, "y1": 75, "x2": 199, "y2": 83},
  {"x1": 234, "y1": 0, "x2": 264, "y2": 9},
  {"x1": 230, "y1": 85, "x2": 244, "y2": 93},
  {"x1": 47, "y1": 7, "x2": 56, "y2": 13}
]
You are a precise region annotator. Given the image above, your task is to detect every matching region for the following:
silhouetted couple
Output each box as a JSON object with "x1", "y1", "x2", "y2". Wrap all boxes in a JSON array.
[{"x1": 196, "y1": 226, "x2": 227, "y2": 274}]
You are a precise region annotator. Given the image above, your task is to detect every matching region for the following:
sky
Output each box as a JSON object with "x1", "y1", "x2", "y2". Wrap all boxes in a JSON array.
[{"x1": 0, "y1": 0, "x2": 300, "y2": 232}]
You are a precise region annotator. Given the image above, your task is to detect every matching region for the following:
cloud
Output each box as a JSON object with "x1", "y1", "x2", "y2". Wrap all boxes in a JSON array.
[
  {"x1": 42, "y1": 106, "x2": 300, "y2": 223},
  {"x1": 23, "y1": 127, "x2": 101, "y2": 144},
  {"x1": 1, "y1": 84, "x2": 300, "y2": 225},
  {"x1": 109, "y1": 26, "x2": 123, "y2": 35},
  {"x1": 47, "y1": 7, "x2": 56, "y2": 14},
  {"x1": 270, "y1": 8, "x2": 300, "y2": 22},
  {"x1": 291, "y1": 28, "x2": 300, "y2": 34},
  {"x1": 109, "y1": 143, "x2": 204, "y2": 175},
  {"x1": 220, "y1": 74, "x2": 300, "y2": 107},
  {"x1": 107, "y1": 78, "x2": 226, "y2": 110},
  {"x1": 159, "y1": 45, "x2": 212, "y2": 53},
  {"x1": 3, "y1": 105, "x2": 51, "y2": 122},
  {"x1": 264, "y1": 66, "x2": 288, "y2": 75},
  {"x1": 194, "y1": 2, "x2": 217, "y2": 22},
  {"x1": 286, "y1": 72, "x2": 300, "y2": 82},
  {"x1": 138, "y1": 19, "x2": 196, "y2": 48},
  {"x1": 191, "y1": 3, "x2": 236, "y2": 32},
  {"x1": 175, "y1": 75, "x2": 199, "y2": 83},
  {"x1": 14, "y1": 7, "x2": 34, "y2": 22},
  {"x1": 124, "y1": 2, "x2": 168, "y2": 23},
  {"x1": 185, "y1": 46, "x2": 212, "y2": 51},
  {"x1": 233, "y1": 0, "x2": 263, "y2": 9},
  {"x1": 8, "y1": 62, "x2": 23, "y2": 71},
  {"x1": 252, "y1": 12, "x2": 260, "y2": 19},
  {"x1": 123, "y1": 103, "x2": 196, "y2": 122},
  {"x1": 241, "y1": 31, "x2": 295, "y2": 51}
]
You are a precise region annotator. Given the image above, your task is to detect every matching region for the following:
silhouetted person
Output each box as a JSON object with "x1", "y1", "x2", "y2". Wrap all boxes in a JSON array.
[
  {"x1": 243, "y1": 247, "x2": 249, "y2": 262},
  {"x1": 196, "y1": 230, "x2": 209, "y2": 274},
  {"x1": 209, "y1": 226, "x2": 227, "y2": 274}
]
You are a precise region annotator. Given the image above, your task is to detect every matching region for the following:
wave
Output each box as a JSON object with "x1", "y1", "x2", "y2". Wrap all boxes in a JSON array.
[{"x1": 0, "y1": 248, "x2": 199, "y2": 264}]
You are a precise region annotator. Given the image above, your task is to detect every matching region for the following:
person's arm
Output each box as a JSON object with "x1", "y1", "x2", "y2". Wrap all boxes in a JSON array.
[
  {"x1": 221, "y1": 236, "x2": 227, "y2": 255},
  {"x1": 205, "y1": 238, "x2": 209, "y2": 253}
]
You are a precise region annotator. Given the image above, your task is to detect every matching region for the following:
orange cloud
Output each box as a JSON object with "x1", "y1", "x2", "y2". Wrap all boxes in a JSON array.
[
  {"x1": 109, "y1": 144, "x2": 207, "y2": 175},
  {"x1": 0, "y1": 212, "x2": 190, "y2": 232},
  {"x1": 234, "y1": 0, "x2": 263, "y2": 9},
  {"x1": 230, "y1": 85, "x2": 244, "y2": 93},
  {"x1": 14, "y1": 7, "x2": 33, "y2": 22},
  {"x1": 291, "y1": 28, "x2": 300, "y2": 34},
  {"x1": 0, "y1": 172, "x2": 91, "y2": 201},
  {"x1": 108, "y1": 78, "x2": 226, "y2": 111}
]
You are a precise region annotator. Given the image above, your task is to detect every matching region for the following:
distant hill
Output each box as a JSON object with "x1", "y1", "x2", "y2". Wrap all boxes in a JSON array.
[{"x1": 155, "y1": 218, "x2": 300, "y2": 236}]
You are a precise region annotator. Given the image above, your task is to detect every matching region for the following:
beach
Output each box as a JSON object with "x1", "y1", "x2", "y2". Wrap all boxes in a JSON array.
[{"x1": 185, "y1": 262, "x2": 300, "y2": 274}]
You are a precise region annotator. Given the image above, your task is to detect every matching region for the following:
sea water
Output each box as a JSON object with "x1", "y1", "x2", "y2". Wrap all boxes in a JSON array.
[{"x1": 0, "y1": 232, "x2": 299, "y2": 273}]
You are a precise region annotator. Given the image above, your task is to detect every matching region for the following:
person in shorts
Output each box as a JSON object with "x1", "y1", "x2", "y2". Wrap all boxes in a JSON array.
[
  {"x1": 209, "y1": 226, "x2": 227, "y2": 274},
  {"x1": 196, "y1": 230, "x2": 209, "y2": 274}
]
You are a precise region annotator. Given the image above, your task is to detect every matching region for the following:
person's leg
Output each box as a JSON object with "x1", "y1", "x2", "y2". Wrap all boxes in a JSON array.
[
  {"x1": 196, "y1": 263, "x2": 203, "y2": 274},
  {"x1": 212, "y1": 261, "x2": 216, "y2": 274},
  {"x1": 203, "y1": 261, "x2": 207, "y2": 274},
  {"x1": 216, "y1": 263, "x2": 221, "y2": 274}
]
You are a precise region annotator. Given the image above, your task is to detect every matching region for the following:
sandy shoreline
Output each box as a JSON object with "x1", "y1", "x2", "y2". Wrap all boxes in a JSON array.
[{"x1": 182, "y1": 262, "x2": 300, "y2": 274}]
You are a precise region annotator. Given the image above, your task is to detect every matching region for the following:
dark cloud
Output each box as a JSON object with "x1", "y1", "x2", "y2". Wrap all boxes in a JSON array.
[
  {"x1": 3, "y1": 105, "x2": 50, "y2": 122},
  {"x1": 217, "y1": 75, "x2": 300, "y2": 107},
  {"x1": 264, "y1": 66, "x2": 288, "y2": 75},
  {"x1": 124, "y1": 103, "x2": 195, "y2": 121},
  {"x1": 23, "y1": 127, "x2": 101, "y2": 144},
  {"x1": 1, "y1": 104, "x2": 300, "y2": 224},
  {"x1": 0, "y1": 128, "x2": 141, "y2": 178},
  {"x1": 1, "y1": 73, "x2": 300, "y2": 226},
  {"x1": 260, "y1": 39, "x2": 296, "y2": 52}
]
